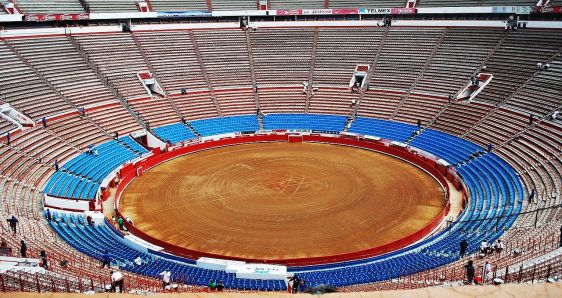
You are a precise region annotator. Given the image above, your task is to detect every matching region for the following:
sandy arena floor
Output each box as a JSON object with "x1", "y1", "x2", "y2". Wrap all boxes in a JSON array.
[{"x1": 120, "y1": 142, "x2": 445, "y2": 261}]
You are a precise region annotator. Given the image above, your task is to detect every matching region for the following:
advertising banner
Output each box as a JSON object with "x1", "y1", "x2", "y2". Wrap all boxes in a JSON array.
[
  {"x1": 359, "y1": 8, "x2": 392, "y2": 14},
  {"x1": 391, "y1": 7, "x2": 417, "y2": 14},
  {"x1": 332, "y1": 8, "x2": 359, "y2": 15},
  {"x1": 157, "y1": 11, "x2": 212, "y2": 18},
  {"x1": 359, "y1": 8, "x2": 416, "y2": 15},
  {"x1": 302, "y1": 9, "x2": 332, "y2": 15},
  {"x1": 275, "y1": 9, "x2": 302, "y2": 16},
  {"x1": 540, "y1": 6, "x2": 562, "y2": 13},
  {"x1": 491, "y1": 6, "x2": 533, "y2": 14},
  {"x1": 276, "y1": 8, "x2": 359, "y2": 16},
  {"x1": 24, "y1": 14, "x2": 90, "y2": 22}
]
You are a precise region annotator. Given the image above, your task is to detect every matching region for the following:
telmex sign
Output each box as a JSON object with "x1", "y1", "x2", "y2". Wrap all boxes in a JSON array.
[
  {"x1": 275, "y1": 7, "x2": 416, "y2": 16},
  {"x1": 359, "y1": 8, "x2": 417, "y2": 14}
]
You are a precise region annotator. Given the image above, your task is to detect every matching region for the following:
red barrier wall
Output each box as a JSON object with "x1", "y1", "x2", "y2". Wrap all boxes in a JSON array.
[{"x1": 114, "y1": 134, "x2": 457, "y2": 267}]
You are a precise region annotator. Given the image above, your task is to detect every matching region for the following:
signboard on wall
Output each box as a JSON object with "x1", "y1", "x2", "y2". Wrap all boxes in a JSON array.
[
  {"x1": 24, "y1": 14, "x2": 90, "y2": 22},
  {"x1": 275, "y1": 7, "x2": 414, "y2": 16},
  {"x1": 275, "y1": 8, "x2": 359, "y2": 16},
  {"x1": 539, "y1": 6, "x2": 562, "y2": 14},
  {"x1": 359, "y1": 8, "x2": 416, "y2": 15},
  {"x1": 157, "y1": 11, "x2": 212, "y2": 18},
  {"x1": 491, "y1": 6, "x2": 533, "y2": 14}
]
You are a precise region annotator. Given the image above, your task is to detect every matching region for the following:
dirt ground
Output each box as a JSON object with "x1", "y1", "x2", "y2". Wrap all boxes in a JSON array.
[{"x1": 119, "y1": 142, "x2": 445, "y2": 261}]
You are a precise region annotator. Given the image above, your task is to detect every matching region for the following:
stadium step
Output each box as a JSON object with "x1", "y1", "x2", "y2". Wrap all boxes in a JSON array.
[
  {"x1": 189, "y1": 30, "x2": 222, "y2": 117},
  {"x1": 305, "y1": 28, "x2": 319, "y2": 113},
  {"x1": 245, "y1": 29, "x2": 261, "y2": 113}
]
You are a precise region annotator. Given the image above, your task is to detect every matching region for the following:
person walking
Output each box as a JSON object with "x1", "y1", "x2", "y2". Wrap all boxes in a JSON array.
[
  {"x1": 528, "y1": 188, "x2": 536, "y2": 204},
  {"x1": 494, "y1": 239, "x2": 504, "y2": 255},
  {"x1": 101, "y1": 250, "x2": 111, "y2": 268},
  {"x1": 40, "y1": 250, "x2": 48, "y2": 270},
  {"x1": 216, "y1": 280, "x2": 224, "y2": 291},
  {"x1": 559, "y1": 225, "x2": 562, "y2": 248},
  {"x1": 110, "y1": 271, "x2": 124, "y2": 293},
  {"x1": 20, "y1": 240, "x2": 27, "y2": 258},
  {"x1": 117, "y1": 217, "x2": 124, "y2": 230},
  {"x1": 289, "y1": 275, "x2": 300, "y2": 294},
  {"x1": 480, "y1": 240, "x2": 489, "y2": 256},
  {"x1": 7, "y1": 216, "x2": 18, "y2": 234},
  {"x1": 460, "y1": 239, "x2": 468, "y2": 258},
  {"x1": 159, "y1": 269, "x2": 172, "y2": 290},
  {"x1": 482, "y1": 260, "x2": 492, "y2": 284},
  {"x1": 208, "y1": 279, "x2": 216, "y2": 291},
  {"x1": 465, "y1": 260, "x2": 475, "y2": 284}
]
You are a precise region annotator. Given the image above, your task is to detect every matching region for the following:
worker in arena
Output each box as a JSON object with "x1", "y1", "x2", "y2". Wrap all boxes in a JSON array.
[
  {"x1": 464, "y1": 260, "x2": 475, "y2": 284},
  {"x1": 110, "y1": 270, "x2": 124, "y2": 293},
  {"x1": 159, "y1": 269, "x2": 172, "y2": 289}
]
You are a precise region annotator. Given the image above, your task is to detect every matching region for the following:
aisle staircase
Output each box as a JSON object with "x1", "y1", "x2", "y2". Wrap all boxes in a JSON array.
[
  {"x1": 189, "y1": 30, "x2": 222, "y2": 117},
  {"x1": 391, "y1": 28, "x2": 448, "y2": 120},
  {"x1": 305, "y1": 28, "x2": 319, "y2": 113}
]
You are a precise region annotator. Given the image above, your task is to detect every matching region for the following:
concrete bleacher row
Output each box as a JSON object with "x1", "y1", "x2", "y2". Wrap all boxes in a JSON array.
[
  {"x1": 86, "y1": 0, "x2": 140, "y2": 12},
  {"x1": 8, "y1": 1, "x2": 540, "y2": 14},
  {"x1": 73, "y1": 34, "x2": 150, "y2": 100},
  {"x1": 0, "y1": 117, "x2": 17, "y2": 135},
  {"x1": 13, "y1": 0, "x2": 85, "y2": 14},
  {"x1": 0, "y1": 41, "x2": 73, "y2": 120},
  {"x1": 2, "y1": 28, "x2": 560, "y2": 126},
  {"x1": 5, "y1": 37, "x2": 115, "y2": 111}
]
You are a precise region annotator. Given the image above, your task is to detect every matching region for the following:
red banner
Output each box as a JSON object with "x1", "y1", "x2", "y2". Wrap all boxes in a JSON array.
[
  {"x1": 275, "y1": 9, "x2": 302, "y2": 16},
  {"x1": 24, "y1": 14, "x2": 90, "y2": 22},
  {"x1": 332, "y1": 8, "x2": 359, "y2": 15},
  {"x1": 540, "y1": 6, "x2": 562, "y2": 13},
  {"x1": 276, "y1": 8, "x2": 359, "y2": 16},
  {"x1": 391, "y1": 7, "x2": 416, "y2": 14}
]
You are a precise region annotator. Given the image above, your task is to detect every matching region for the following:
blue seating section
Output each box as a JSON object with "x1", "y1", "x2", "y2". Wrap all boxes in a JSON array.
[
  {"x1": 44, "y1": 140, "x2": 142, "y2": 200},
  {"x1": 191, "y1": 115, "x2": 260, "y2": 137},
  {"x1": 263, "y1": 114, "x2": 346, "y2": 132},
  {"x1": 43, "y1": 171, "x2": 98, "y2": 199},
  {"x1": 49, "y1": 212, "x2": 287, "y2": 291},
  {"x1": 292, "y1": 134, "x2": 523, "y2": 287},
  {"x1": 152, "y1": 123, "x2": 197, "y2": 144},
  {"x1": 46, "y1": 114, "x2": 525, "y2": 290},
  {"x1": 348, "y1": 117, "x2": 417, "y2": 142},
  {"x1": 119, "y1": 136, "x2": 148, "y2": 155},
  {"x1": 410, "y1": 129, "x2": 484, "y2": 165}
]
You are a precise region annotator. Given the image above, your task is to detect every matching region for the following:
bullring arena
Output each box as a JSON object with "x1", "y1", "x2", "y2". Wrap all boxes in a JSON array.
[
  {"x1": 0, "y1": 0, "x2": 561, "y2": 297},
  {"x1": 120, "y1": 142, "x2": 446, "y2": 261}
]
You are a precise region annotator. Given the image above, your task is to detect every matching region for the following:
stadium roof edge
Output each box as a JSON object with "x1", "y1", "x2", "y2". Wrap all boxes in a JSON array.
[{"x1": 0, "y1": 5, "x2": 552, "y2": 23}]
